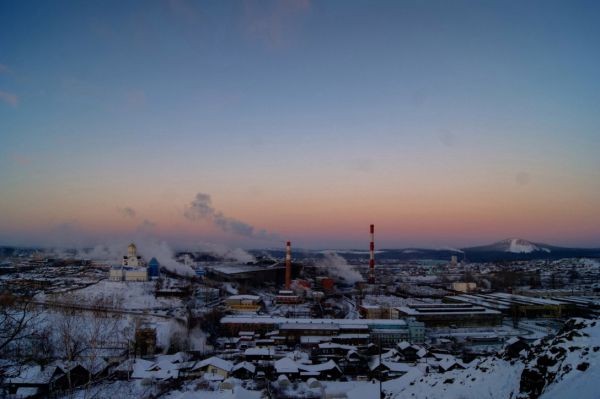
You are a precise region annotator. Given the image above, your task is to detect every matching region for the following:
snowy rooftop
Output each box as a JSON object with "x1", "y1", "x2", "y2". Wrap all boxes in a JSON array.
[
  {"x1": 221, "y1": 315, "x2": 407, "y2": 327},
  {"x1": 211, "y1": 264, "x2": 285, "y2": 275},
  {"x1": 244, "y1": 347, "x2": 273, "y2": 356},
  {"x1": 227, "y1": 294, "x2": 261, "y2": 301},
  {"x1": 301, "y1": 336, "x2": 333, "y2": 343},
  {"x1": 195, "y1": 356, "x2": 234, "y2": 372},
  {"x1": 396, "y1": 305, "x2": 502, "y2": 316},
  {"x1": 232, "y1": 361, "x2": 256, "y2": 374},
  {"x1": 274, "y1": 358, "x2": 341, "y2": 374},
  {"x1": 318, "y1": 342, "x2": 357, "y2": 350},
  {"x1": 487, "y1": 292, "x2": 565, "y2": 306},
  {"x1": 280, "y1": 323, "x2": 340, "y2": 331},
  {"x1": 8, "y1": 364, "x2": 62, "y2": 385}
]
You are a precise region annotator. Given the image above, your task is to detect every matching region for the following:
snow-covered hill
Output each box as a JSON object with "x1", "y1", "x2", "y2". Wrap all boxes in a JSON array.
[
  {"x1": 384, "y1": 318, "x2": 600, "y2": 399},
  {"x1": 384, "y1": 356, "x2": 523, "y2": 399},
  {"x1": 465, "y1": 238, "x2": 552, "y2": 254},
  {"x1": 492, "y1": 238, "x2": 551, "y2": 253}
]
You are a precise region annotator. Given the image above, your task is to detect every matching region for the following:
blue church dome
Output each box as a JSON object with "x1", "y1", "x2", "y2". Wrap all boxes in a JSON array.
[{"x1": 148, "y1": 257, "x2": 160, "y2": 278}]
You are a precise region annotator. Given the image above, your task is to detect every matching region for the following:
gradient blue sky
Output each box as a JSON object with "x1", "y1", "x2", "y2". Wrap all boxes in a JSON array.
[{"x1": 1, "y1": 0, "x2": 599, "y2": 249}]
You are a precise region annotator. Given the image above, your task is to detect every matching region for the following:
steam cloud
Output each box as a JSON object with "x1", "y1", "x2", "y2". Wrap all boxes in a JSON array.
[
  {"x1": 117, "y1": 206, "x2": 136, "y2": 218},
  {"x1": 193, "y1": 242, "x2": 256, "y2": 263},
  {"x1": 78, "y1": 220, "x2": 194, "y2": 277},
  {"x1": 184, "y1": 192, "x2": 279, "y2": 241},
  {"x1": 80, "y1": 240, "x2": 194, "y2": 277},
  {"x1": 316, "y1": 251, "x2": 364, "y2": 284}
]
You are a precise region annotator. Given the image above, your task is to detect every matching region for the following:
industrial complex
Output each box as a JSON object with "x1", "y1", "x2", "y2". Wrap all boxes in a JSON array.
[{"x1": 1, "y1": 226, "x2": 600, "y2": 399}]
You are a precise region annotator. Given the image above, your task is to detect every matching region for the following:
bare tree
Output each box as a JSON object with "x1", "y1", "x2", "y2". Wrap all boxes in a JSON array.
[
  {"x1": 0, "y1": 292, "x2": 38, "y2": 358},
  {"x1": 82, "y1": 297, "x2": 125, "y2": 384},
  {"x1": 52, "y1": 293, "x2": 125, "y2": 390},
  {"x1": 54, "y1": 298, "x2": 87, "y2": 389}
]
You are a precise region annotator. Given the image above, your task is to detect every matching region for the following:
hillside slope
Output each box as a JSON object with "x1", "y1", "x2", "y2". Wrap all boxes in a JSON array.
[{"x1": 384, "y1": 318, "x2": 600, "y2": 399}]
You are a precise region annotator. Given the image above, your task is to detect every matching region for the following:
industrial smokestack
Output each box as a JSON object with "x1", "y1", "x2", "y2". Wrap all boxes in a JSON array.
[
  {"x1": 285, "y1": 241, "x2": 292, "y2": 289},
  {"x1": 369, "y1": 224, "x2": 375, "y2": 284}
]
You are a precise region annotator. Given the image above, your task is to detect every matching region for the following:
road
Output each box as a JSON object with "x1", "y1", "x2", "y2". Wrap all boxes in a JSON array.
[{"x1": 343, "y1": 295, "x2": 360, "y2": 319}]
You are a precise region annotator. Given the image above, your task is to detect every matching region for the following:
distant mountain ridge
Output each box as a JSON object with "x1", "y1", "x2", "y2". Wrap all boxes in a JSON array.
[
  {"x1": 249, "y1": 238, "x2": 600, "y2": 262},
  {"x1": 460, "y1": 238, "x2": 600, "y2": 261},
  {"x1": 2, "y1": 238, "x2": 599, "y2": 263},
  {"x1": 465, "y1": 238, "x2": 552, "y2": 254}
]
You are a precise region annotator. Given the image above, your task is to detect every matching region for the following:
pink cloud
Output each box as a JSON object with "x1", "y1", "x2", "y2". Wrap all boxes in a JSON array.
[{"x1": 0, "y1": 90, "x2": 18, "y2": 107}]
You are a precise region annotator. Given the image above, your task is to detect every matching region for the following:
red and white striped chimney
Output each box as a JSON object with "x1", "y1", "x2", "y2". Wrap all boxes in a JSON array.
[
  {"x1": 369, "y1": 224, "x2": 375, "y2": 284},
  {"x1": 285, "y1": 241, "x2": 292, "y2": 289}
]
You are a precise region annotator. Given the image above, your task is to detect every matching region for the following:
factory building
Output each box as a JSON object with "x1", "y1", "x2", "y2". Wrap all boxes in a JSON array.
[
  {"x1": 220, "y1": 316, "x2": 425, "y2": 345},
  {"x1": 316, "y1": 277, "x2": 335, "y2": 292},
  {"x1": 275, "y1": 290, "x2": 303, "y2": 304},
  {"x1": 209, "y1": 264, "x2": 300, "y2": 286},
  {"x1": 109, "y1": 243, "x2": 149, "y2": 282},
  {"x1": 445, "y1": 292, "x2": 575, "y2": 318},
  {"x1": 195, "y1": 286, "x2": 220, "y2": 305},
  {"x1": 395, "y1": 303, "x2": 503, "y2": 327},
  {"x1": 358, "y1": 304, "x2": 394, "y2": 319},
  {"x1": 225, "y1": 295, "x2": 263, "y2": 313}
]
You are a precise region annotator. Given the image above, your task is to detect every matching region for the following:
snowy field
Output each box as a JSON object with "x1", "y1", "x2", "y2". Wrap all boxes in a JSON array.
[
  {"x1": 38, "y1": 279, "x2": 185, "y2": 311},
  {"x1": 31, "y1": 279, "x2": 209, "y2": 354}
]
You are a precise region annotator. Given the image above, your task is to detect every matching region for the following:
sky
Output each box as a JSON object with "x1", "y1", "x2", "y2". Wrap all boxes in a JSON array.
[{"x1": 1, "y1": 0, "x2": 599, "y2": 250}]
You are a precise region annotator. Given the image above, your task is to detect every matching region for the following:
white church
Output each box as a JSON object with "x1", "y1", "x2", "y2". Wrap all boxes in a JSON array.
[{"x1": 109, "y1": 242, "x2": 149, "y2": 282}]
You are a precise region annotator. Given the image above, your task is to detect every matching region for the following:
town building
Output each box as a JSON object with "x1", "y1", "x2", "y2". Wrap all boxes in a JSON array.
[
  {"x1": 209, "y1": 263, "x2": 300, "y2": 286},
  {"x1": 225, "y1": 295, "x2": 262, "y2": 313},
  {"x1": 220, "y1": 316, "x2": 425, "y2": 345},
  {"x1": 148, "y1": 257, "x2": 160, "y2": 278},
  {"x1": 395, "y1": 303, "x2": 503, "y2": 327},
  {"x1": 446, "y1": 292, "x2": 575, "y2": 318},
  {"x1": 359, "y1": 304, "x2": 394, "y2": 319},
  {"x1": 274, "y1": 290, "x2": 303, "y2": 304},
  {"x1": 194, "y1": 286, "x2": 220, "y2": 305},
  {"x1": 452, "y1": 282, "x2": 477, "y2": 293},
  {"x1": 134, "y1": 323, "x2": 157, "y2": 357},
  {"x1": 109, "y1": 243, "x2": 149, "y2": 282}
]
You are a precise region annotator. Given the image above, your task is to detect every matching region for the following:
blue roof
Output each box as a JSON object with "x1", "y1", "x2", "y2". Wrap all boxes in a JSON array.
[{"x1": 148, "y1": 257, "x2": 160, "y2": 266}]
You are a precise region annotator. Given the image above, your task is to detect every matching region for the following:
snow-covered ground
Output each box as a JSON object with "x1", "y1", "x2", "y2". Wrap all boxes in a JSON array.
[
  {"x1": 32, "y1": 279, "x2": 210, "y2": 353},
  {"x1": 41, "y1": 317, "x2": 600, "y2": 399},
  {"x1": 57, "y1": 380, "x2": 158, "y2": 399},
  {"x1": 383, "y1": 318, "x2": 600, "y2": 399},
  {"x1": 40, "y1": 279, "x2": 184, "y2": 310},
  {"x1": 385, "y1": 357, "x2": 523, "y2": 399},
  {"x1": 506, "y1": 238, "x2": 543, "y2": 253}
]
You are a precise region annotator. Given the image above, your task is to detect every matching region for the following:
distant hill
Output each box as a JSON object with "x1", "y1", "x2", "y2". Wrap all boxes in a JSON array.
[
  {"x1": 468, "y1": 238, "x2": 551, "y2": 254},
  {"x1": 462, "y1": 238, "x2": 600, "y2": 262},
  {"x1": 250, "y1": 238, "x2": 600, "y2": 263},
  {"x1": 2, "y1": 238, "x2": 599, "y2": 264}
]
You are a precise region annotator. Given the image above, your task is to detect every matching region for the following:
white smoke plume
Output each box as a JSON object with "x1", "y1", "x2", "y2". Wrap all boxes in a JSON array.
[
  {"x1": 77, "y1": 220, "x2": 194, "y2": 277},
  {"x1": 117, "y1": 206, "x2": 136, "y2": 218},
  {"x1": 184, "y1": 192, "x2": 279, "y2": 241},
  {"x1": 136, "y1": 240, "x2": 194, "y2": 277},
  {"x1": 193, "y1": 242, "x2": 256, "y2": 263},
  {"x1": 316, "y1": 251, "x2": 364, "y2": 284},
  {"x1": 79, "y1": 240, "x2": 194, "y2": 277}
]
